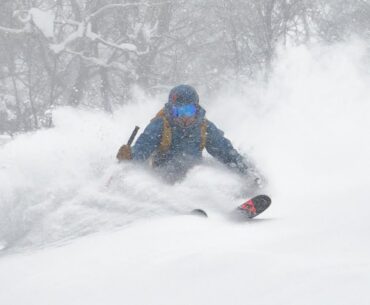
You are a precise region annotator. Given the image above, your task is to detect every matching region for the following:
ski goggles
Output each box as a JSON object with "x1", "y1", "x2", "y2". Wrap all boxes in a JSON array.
[{"x1": 172, "y1": 104, "x2": 197, "y2": 118}]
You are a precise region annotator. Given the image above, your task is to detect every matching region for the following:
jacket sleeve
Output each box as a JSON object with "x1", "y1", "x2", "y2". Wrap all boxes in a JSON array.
[
  {"x1": 131, "y1": 118, "x2": 163, "y2": 161},
  {"x1": 205, "y1": 120, "x2": 248, "y2": 175}
]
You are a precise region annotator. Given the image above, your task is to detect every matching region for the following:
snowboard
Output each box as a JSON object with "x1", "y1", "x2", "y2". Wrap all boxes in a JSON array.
[{"x1": 191, "y1": 194, "x2": 271, "y2": 219}]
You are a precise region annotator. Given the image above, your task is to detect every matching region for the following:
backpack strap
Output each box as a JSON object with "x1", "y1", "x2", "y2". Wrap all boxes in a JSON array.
[
  {"x1": 151, "y1": 108, "x2": 208, "y2": 152},
  {"x1": 151, "y1": 109, "x2": 171, "y2": 152}
]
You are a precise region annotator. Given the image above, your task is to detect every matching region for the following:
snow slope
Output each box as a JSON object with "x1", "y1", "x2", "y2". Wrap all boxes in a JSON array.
[{"x1": 0, "y1": 41, "x2": 370, "y2": 304}]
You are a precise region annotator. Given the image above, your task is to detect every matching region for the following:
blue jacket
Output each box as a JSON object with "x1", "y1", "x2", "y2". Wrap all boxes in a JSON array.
[{"x1": 132, "y1": 103, "x2": 248, "y2": 178}]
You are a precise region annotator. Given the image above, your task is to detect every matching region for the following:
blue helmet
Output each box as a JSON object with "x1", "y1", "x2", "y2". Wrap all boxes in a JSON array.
[{"x1": 168, "y1": 84, "x2": 199, "y2": 106}]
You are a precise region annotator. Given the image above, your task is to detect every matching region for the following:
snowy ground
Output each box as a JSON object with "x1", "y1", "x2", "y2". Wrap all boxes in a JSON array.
[
  {"x1": 0, "y1": 135, "x2": 11, "y2": 146},
  {"x1": 0, "y1": 41, "x2": 370, "y2": 304}
]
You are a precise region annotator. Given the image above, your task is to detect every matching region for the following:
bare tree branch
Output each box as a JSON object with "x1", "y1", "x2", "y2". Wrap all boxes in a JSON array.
[
  {"x1": 89, "y1": 2, "x2": 169, "y2": 20},
  {"x1": 0, "y1": 24, "x2": 30, "y2": 34}
]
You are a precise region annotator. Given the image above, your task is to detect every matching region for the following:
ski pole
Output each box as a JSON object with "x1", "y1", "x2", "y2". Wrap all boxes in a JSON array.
[
  {"x1": 127, "y1": 126, "x2": 140, "y2": 146},
  {"x1": 106, "y1": 126, "x2": 140, "y2": 188}
]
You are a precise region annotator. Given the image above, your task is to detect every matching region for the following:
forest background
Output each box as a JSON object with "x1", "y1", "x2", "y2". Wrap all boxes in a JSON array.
[{"x1": 0, "y1": 0, "x2": 369, "y2": 135}]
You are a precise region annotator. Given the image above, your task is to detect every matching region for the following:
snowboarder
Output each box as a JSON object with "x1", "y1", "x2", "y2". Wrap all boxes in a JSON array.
[{"x1": 116, "y1": 84, "x2": 262, "y2": 185}]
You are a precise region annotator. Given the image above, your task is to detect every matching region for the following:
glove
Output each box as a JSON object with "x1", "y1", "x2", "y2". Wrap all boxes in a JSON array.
[
  {"x1": 116, "y1": 144, "x2": 132, "y2": 161},
  {"x1": 254, "y1": 174, "x2": 264, "y2": 189},
  {"x1": 239, "y1": 165, "x2": 265, "y2": 190},
  {"x1": 249, "y1": 169, "x2": 265, "y2": 189}
]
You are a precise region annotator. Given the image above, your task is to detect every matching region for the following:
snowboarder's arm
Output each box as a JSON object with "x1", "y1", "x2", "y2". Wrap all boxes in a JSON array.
[
  {"x1": 131, "y1": 118, "x2": 163, "y2": 161},
  {"x1": 205, "y1": 121, "x2": 248, "y2": 175}
]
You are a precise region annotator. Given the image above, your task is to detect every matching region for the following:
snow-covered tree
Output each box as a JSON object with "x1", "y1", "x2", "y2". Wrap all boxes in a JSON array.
[{"x1": 0, "y1": 0, "x2": 368, "y2": 134}]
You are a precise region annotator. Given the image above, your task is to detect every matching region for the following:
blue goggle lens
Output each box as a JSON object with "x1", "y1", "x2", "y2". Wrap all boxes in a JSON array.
[{"x1": 172, "y1": 104, "x2": 197, "y2": 118}]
